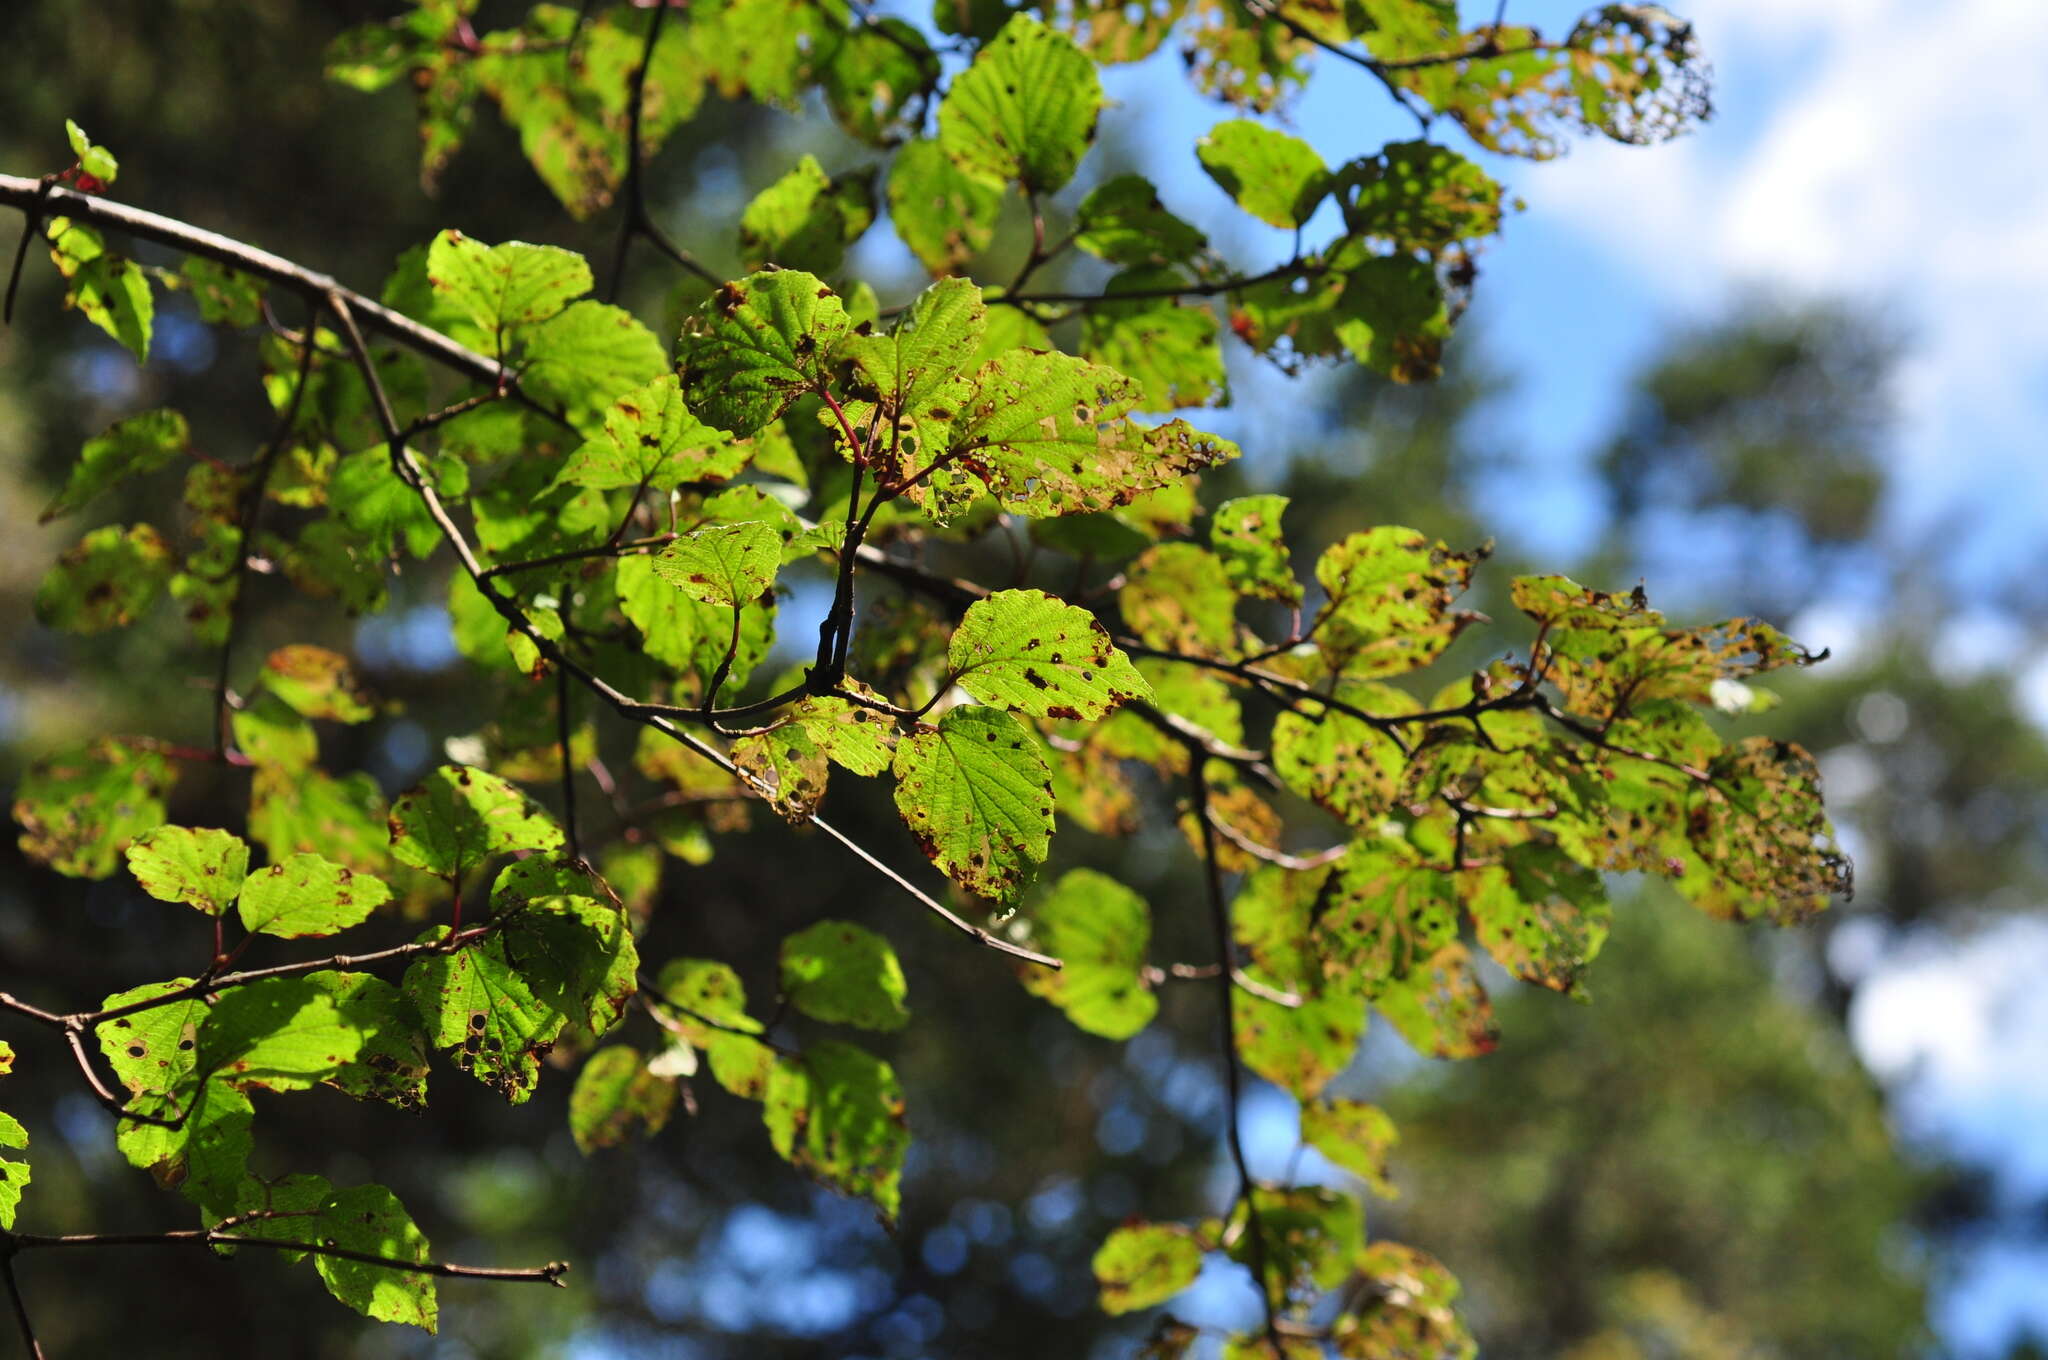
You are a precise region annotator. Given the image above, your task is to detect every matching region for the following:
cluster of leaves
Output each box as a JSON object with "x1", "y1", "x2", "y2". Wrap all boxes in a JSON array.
[{"x1": 1, "y1": 1, "x2": 1839, "y2": 1354}]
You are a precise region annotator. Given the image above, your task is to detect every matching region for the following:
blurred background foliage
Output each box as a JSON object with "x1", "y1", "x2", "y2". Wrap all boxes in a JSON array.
[{"x1": 1, "y1": 1, "x2": 2043, "y2": 1357}]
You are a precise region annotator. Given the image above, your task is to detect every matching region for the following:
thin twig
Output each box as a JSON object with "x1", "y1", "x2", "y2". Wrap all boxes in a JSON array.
[
  {"x1": 6, "y1": 1228, "x2": 568, "y2": 1286},
  {"x1": 1190, "y1": 759, "x2": 1283, "y2": 1351},
  {"x1": 214, "y1": 305, "x2": 321, "y2": 756},
  {"x1": 0, "y1": 1254, "x2": 44, "y2": 1360}
]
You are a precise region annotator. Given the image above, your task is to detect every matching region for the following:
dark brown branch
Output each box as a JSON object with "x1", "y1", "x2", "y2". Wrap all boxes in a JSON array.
[
  {"x1": 0, "y1": 1253, "x2": 44, "y2": 1360},
  {"x1": 0, "y1": 175, "x2": 507, "y2": 389},
  {"x1": 1189, "y1": 758, "x2": 1283, "y2": 1351}
]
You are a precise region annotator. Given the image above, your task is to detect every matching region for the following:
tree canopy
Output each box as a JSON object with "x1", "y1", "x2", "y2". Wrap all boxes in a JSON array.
[{"x1": 0, "y1": 1, "x2": 1881, "y2": 1355}]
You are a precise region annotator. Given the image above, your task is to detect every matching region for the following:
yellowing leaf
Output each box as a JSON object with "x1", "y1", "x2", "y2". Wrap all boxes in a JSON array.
[{"x1": 1094, "y1": 1222, "x2": 1203, "y2": 1314}]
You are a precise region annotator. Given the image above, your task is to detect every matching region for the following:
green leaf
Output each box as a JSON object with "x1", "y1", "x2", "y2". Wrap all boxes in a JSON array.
[
  {"x1": 892, "y1": 705, "x2": 1054, "y2": 901},
  {"x1": 783, "y1": 691, "x2": 899, "y2": 776},
  {"x1": 1093, "y1": 1222, "x2": 1203, "y2": 1314},
  {"x1": 1210, "y1": 494, "x2": 1300, "y2": 603},
  {"x1": 179, "y1": 257, "x2": 265, "y2": 327},
  {"x1": 258, "y1": 645, "x2": 376, "y2": 723},
  {"x1": 950, "y1": 588, "x2": 1150, "y2": 720},
  {"x1": 1232, "y1": 1185, "x2": 1362, "y2": 1304},
  {"x1": 570, "y1": 1046, "x2": 679, "y2": 1153},
  {"x1": 1233, "y1": 983, "x2": 1363, "y2": 1100},
  {"x1": 240, "y1": 1180, "x2": 438, "y2": 1330},
  {"x1": 733, "y1": 724, "x2": 831, "y2": 821},
  {"x1": 404, "y1": 868, "x2": 637, "y2": 1104},
  {"x1": 1020, "y1": 868, "x2": 1157, "y2": 1039},
  {"x1": 1374, "y1": 942, "x2": 1499, "y2": 1059},
  {"x1": 238, "y1": 852, "x2": 391, "y2": 939},
  {"x1": 425, "y1": 231, "x2": 590, "y2": 335},
  {"x1": 230, "y1": 692, "x2": 319, "y2": 773},
  {"x1": 780, "y1": 920, "x2": 911, "y2": 1031},
  {"x1": 550, "y1": 374, "x2": 746, "y2": 492},
  {"x1": 13, "y1": 737, "x2": 172, "y2": 879},
  {"x1": 652, "y1": 521, "x2": 783, "y2": 606},
  {"x1": 938, "y1": 14, "x2": 1100, "y2": 192},
  {"x1": 1681, "y1": 737, "x2": 1851, "y2": 923},
  {"x1": 886, "y1": 137, "x2": 1001, "y2": 275},
  {"x1": 1197, "y1": 120, "x2": 1331, "y2": 228},
  {"x1": 1332, "y1": 254, "x2": 1451, "y2": 381},
  {"x1": 388, "y1": 764, "x2": 564, "y2": 878},
  {"x1": 738, "y1": 155, "x2": 877, "y2": 275},
  {"x1": 1318, "y1": 838, "x2": 1459, "y2": 988},
  {"x1": 200, "y1": 975, "x2": 368, "y2": 1093},
  {"x1": 819, "y1": 18, "x2": 935, "y2": 144},
  {"x1": 1078, "y1": 270, "x2": 1228, "y2": 412},
  {"x1": 248, "y1": 765, "x2": 389, "y2": 875},
  {"x1": 649, "y1": 958, "x2": 774, "y2": 1100},
  {"x1": 842, "y1": 276, "x2": 986, "y2": 448},
  {"x1": 677, "y1": 269, "x2": 850, "y2": 436},
  {"x1": 521, "y1": 300, "x2": 668, "y2": 428},
  {"x1": 1301, "y1": 1099, "x2": 1399, "y2": 1197},
  {"x1": 308, "y1": 971, "x2": 430, "y2": 1109},
  {"x1": 34, "y1": 523, "x2": 173, "y2": 632},
  {"x1": 45, "y1": 218, "x2": 152, "y2": 361},
  {"x1": 1314, "y1": 526, "x2": 1479, "y2": 677},
  {"x1": 125, "y1": 826, "x2": 249, "y2": 916},
  {"x1": 950, "y1": 350, "x2": 1238, "y2": 516},
  {"x1": 489, "y1": 858, "x2": 641, "y2": 1035},
  {"x1": 114, "y1": 1076, "x2": 250, "y2": 1219},
  {"x1": 1119, "y1": 542, "x2": 1239, "y2": 656},
  {"x1": 65, "y1": 117, "x2": 91, "y2": 159},
  {"x1": 762, "y1": 1041, "x2": 909, "y2": 1221},
  {"x1": 1269, "y1": 691, "x2": 1411, "y2": 832},
  {"x1": 96, "y1": 979, "x2": 207, "y2": 1111},
  {"x1": 1074, "y1": 173, "x2": 1208, "y2": 268},
  {"x1": 1334, "y1": 139, "x2": 1503, "y2": 252},
  {"x1": 1468, "y1": 844, "x2": 1611, "y2": 995},
  {"x1": 40, "y1": 409, "x2": 188, "y2": 522}
]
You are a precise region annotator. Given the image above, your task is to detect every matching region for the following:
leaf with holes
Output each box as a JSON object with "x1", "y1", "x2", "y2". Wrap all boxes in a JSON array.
[
  {"x1": 950, "y1": 589, "x2": 1149, "y2": 720},
  {"x1": 1468, "y1": 843, "x2": 1611, "y2": 995}
]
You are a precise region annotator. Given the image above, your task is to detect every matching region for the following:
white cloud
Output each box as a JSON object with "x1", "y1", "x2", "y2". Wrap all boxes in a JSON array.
[
  {"x1": 1533, "y1": 0, "x2": 2048, "y2": 556},
  {"x1": 1851, "y1": 916, "x2": 2048, "y2": 1203}
]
